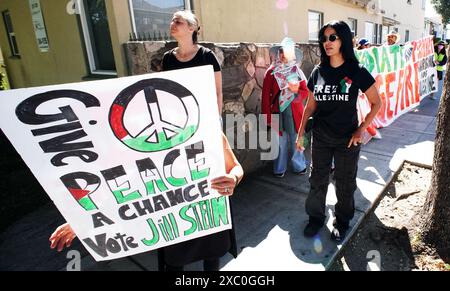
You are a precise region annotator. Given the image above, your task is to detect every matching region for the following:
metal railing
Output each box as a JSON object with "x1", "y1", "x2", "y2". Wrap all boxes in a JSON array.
[{"x1": 129, "y1": 31, "x2": 174, "y2": 42}]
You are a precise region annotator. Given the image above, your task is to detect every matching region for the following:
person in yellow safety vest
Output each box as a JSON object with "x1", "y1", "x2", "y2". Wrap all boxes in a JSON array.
[
  {"x1": 435, "y1": 40, "x2": 447, "y2": 81},
  {"x1": 431, "y1": 40, "x2": 447, "y2": 100}
]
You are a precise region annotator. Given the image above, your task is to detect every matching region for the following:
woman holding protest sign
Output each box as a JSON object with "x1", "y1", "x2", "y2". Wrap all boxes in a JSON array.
[
  {"x1": 158, "y1": 10, "x2": 242, "y2": 271},
  {"x1": 50, "y1": 10, "x2": 242, "y2": 272},
  {"x1": 295, "y1": 20, "x2": 381, "y2": 241}
]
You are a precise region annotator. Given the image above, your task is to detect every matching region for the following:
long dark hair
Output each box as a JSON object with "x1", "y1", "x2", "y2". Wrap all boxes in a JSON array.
[
  {"x1": 318, "y1": 20, "x2": 359, "y2": 66},
  {"x1": 192, "y1": 26, "x2": 200, "y2": 44}
]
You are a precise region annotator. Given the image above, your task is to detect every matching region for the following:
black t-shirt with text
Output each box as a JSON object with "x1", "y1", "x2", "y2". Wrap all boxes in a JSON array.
[{"x1": 307, "y1": 61, "x2": 375, "y2": 138}]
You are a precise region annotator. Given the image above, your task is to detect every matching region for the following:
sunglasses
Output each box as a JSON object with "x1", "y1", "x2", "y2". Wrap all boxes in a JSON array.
[{"x1": 319, "y1": 34, "x2": 340, "y2": 43}]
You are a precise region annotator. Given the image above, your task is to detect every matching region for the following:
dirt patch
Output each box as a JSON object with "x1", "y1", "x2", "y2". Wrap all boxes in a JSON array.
[{"x1": 331, "y1": 162, "x2": 450, "y2": 271}]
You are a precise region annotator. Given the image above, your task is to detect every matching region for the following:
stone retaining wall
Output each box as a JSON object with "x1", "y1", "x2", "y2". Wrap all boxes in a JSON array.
[{"x1": 124, "y1": 41, "x2": 321, "y2": 173}]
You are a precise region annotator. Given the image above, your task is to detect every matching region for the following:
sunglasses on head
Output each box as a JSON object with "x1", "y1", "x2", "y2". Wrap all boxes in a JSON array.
[{"x1": 319, "y1": 34, "x2": 340, "y2": 43}]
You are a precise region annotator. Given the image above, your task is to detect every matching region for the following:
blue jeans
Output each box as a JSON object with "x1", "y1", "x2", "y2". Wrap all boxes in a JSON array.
[{"x1": 273, "y1": 130, "x2": 307, "y2": 174}]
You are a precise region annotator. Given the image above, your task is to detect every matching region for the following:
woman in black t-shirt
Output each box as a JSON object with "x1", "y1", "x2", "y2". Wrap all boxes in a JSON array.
[
  {"x1": 162, "y1": 10, "x2": 223, "y2": 114},
  {"x1": 159, "y1": 10, "x2": 239, "y2": 271},
  {"x1": 48, "y1": 10, "x2": 242, "y2": 272},
  {"x1": 296, "y1": 21, "x2": 381, "y2": 241}
]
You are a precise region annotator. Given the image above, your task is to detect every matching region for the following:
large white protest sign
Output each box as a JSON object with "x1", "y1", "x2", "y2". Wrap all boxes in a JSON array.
[{"x1": 0, "y1": 66, "x2": 231, "y2": 261}]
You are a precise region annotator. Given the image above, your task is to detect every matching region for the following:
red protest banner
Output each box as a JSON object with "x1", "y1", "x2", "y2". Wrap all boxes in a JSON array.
[{"x1": 356, "y1": 36, "x2": 437, "y2": 131}]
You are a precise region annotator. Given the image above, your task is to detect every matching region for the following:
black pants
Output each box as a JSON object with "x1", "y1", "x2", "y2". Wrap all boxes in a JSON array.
[{"x1": 306, "y1": 128, "x2": 361, "y2": 227}]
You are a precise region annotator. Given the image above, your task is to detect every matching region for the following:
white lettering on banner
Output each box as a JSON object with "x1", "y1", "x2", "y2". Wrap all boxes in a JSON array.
[{"x1": 355, "y1": 36, "x2": 438, "y2": 129}]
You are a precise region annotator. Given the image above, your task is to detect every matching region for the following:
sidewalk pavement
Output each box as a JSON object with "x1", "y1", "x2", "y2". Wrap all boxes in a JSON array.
[{"x1": 0, "y1": 90, "x2": 441, "y2": 271}]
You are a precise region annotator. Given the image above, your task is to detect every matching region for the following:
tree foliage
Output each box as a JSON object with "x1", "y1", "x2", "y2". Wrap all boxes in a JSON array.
[{"x1": 431, "y1": 0, "x2": 450, "y2": 24}]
